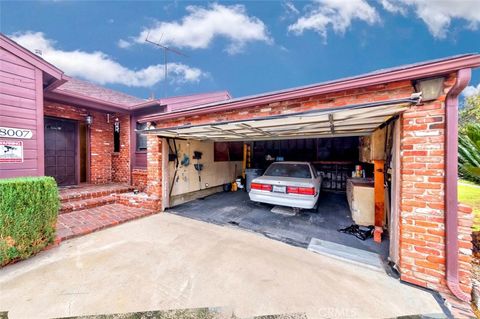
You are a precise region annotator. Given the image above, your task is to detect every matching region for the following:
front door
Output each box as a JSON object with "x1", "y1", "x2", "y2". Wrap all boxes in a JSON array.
[{"x1": 44, "y1": 117, "x2": 77, "y2": 186}]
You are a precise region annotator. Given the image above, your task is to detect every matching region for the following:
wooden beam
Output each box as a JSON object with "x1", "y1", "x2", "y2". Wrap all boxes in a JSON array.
[{"x1": 373, "y1": 160, "x2": 385, "y2": 243}]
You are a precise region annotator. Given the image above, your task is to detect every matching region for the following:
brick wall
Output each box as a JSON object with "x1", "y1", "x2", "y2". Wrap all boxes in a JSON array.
[
  {"x1": 398, "y1": 73, "x2": 473, "y2": 296},
  {"x1": 146, "y1": 135, "x2": 162, "y2": 196},
  {"x1": 145, "y1": 76, "x2": 474, "y2": 297},
  {"x1": 44, "y1": 101, "x2": 130, "y2": 184},
  {"x1": 132, "y1": 168, "x2": 147, "y2": 191},
  {"x1": 154, "y1": 81, "x2": 414, "y2": 130},
  {"x1": 112, "y1": 114, "x2": 131, "y2": 183}
]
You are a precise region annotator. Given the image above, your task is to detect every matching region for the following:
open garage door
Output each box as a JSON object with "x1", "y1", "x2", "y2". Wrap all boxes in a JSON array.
[
  {"x1": 143, "y1": 95, "x2": 419, "y2": 141},
  {"x1": 142, "y1": 94, "x2": 418, "y2": 271}
]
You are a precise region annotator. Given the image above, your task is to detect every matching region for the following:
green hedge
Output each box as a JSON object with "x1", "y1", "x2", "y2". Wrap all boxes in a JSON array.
[{"x1": 0, "y1": 176, "x2": 59, "y2": 266}]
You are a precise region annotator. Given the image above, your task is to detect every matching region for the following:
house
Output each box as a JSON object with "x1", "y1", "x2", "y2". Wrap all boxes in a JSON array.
[{"x1": 1, "y1": 32, "x2": 480, "y2": 308}]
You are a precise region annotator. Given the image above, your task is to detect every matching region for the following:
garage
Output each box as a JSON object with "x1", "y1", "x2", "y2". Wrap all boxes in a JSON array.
[
  {"x1": 134, "y1": 56, "x2": 480, "y2": 306},
  {"x1": 141, "y1": 93, "x2": 420, "y2": 271}
]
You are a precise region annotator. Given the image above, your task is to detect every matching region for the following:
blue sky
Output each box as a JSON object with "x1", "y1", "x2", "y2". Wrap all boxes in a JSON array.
[{"x1": 2, "y1": 0, "x2": 480, "y2": 100}]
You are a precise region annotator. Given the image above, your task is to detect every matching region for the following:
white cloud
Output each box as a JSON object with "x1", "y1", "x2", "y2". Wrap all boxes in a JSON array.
[
  {"x1": 128, "y1": 3, "x2": 271, "y2": 54},
  {"x1": 380, "y1": 0, "x2": 406, "y2": 15},
  {"x1": 284, "y1": 1, "x2": 300, "y2": 15},
  {"x1": 463, "y1": 83, "x2": 480, "y2": 97},
  {"x1": 117, "y1": 39, "x2": 132, "y2": 49},
  {"x1": 380, "y1": 0, "x2": 480, "y2": 38},
  {"x1": 288, "y1": 0, "x2": 380, "y2": 41},
  {"x1": 10, "y1": 31, "x2": 205, "y2": 87}
]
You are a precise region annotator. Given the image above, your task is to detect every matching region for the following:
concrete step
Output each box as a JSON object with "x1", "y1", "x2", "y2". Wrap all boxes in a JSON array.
[
  {"x1": 307, "y1": 237, "x2": 385, "y2": 272},
  {"x1": 60, "y1": 195, "x2": 117, "y2": 214},
  {"x1": 59, "y1": 184, "x2": 133, "y2": 203}
]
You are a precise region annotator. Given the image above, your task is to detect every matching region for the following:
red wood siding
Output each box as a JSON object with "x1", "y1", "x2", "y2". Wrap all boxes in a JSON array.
[{"x1": 0, "y1": 48, "x2": 44, "y2": 178}]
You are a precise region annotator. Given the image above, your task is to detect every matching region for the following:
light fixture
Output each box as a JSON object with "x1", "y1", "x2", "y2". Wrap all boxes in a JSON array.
[
  {"x1": 85, "y1": 114, "x2": 93, "y2": 126},
  {"x1": 114, "y1": 117, "x2": 120, "y2": 133},
  {"x1": 414, "y1": 77, "x2": 444, "y2": 102}
]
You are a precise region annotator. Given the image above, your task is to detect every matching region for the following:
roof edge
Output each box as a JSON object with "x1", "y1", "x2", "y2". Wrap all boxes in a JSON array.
[
  {"x1": 45, "y1": 89, "x2": 131, "y2": 113},
  {"x1": 0, "y1": 33, "x2": 65, "y2": 80},
  {"x1": 128, "y1": 90, "x2": 232, "y2": 111}
]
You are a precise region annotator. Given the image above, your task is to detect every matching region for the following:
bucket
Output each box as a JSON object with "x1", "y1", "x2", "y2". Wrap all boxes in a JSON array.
[{"x1": 236, "y1": 178, "x2": 243, "y2": 189}]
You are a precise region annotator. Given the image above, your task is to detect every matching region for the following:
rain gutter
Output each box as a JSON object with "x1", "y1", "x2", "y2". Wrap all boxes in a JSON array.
[{"x1": 445, "y1": 68, "x2": 472, "y2": 302}]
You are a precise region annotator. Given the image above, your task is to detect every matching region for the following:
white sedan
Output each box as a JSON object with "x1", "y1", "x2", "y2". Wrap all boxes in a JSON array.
[{"x1": 248, "y1": 162, "x2": 322, "y2": 209}]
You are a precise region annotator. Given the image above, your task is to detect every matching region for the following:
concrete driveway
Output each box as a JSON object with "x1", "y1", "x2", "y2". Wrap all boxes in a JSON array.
[{"x1": 0, "y1": 213, "x2": 443, "y2": 319}]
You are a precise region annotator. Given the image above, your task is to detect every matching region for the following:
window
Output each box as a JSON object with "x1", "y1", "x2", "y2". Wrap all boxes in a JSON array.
[
  {"x1": 136, "y1": 122, "x2": 147, "y2": 151},
  {"x1": 264, "y1": 163, "x2": 312, "y2": 179}
]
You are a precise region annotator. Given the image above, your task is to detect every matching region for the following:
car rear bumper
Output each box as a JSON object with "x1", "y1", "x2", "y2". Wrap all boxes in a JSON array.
[{"x1": 249, "y1": 190, "x2": 318, "y2": 209}]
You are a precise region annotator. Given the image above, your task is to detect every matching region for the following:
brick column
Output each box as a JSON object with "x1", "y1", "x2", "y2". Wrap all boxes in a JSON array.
[
  {"x1": 146, "y1": 135, "x2": 162, "y2": 197},
  {"x1": 398, "y1": 73, "x2": 473, "y2": 297}
]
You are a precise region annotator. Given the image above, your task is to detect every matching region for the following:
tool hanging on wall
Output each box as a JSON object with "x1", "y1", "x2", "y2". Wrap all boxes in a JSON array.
[
  {"x1": 181, "y1": 154, "x2": 190, "y2": 167},
  {"x1": 193, "y1": 151, "x2": 203, "y2": 189},
  {"x1": 167, "y1": 138, "x2": 180, "y2": 198}
]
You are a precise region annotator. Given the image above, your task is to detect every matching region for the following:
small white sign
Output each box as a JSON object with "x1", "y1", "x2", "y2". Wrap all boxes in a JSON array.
[
  {"x1": 0, "y1": 127, "x2": 33, "y2": 139},
  {"x1": 0, "y1": 140, "x2": 24, "y2": 163}
]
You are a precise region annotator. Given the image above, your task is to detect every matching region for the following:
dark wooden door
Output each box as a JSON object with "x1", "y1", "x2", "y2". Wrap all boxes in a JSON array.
[{"x1": 44, "y1": 117, "x2": 77, "y2": 186}]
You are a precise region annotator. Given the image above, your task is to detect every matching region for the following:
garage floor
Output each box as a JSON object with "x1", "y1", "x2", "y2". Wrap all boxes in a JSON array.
[{"x1": 168, "y1": 191, "x2": 389, "y2": 259}]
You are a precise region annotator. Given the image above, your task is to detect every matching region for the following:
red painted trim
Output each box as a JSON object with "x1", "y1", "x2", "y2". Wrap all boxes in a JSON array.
[
  {"x1": 143, "y1": 54, "x2": 480, "y2": 123},
  {"x1": 130, "y1": 114, "x2": 137, "y2": 170},
  {"x1": 75, "y1": 120, "x2": 80, "y2": 185},
  {"x1": 35, "y1": 68, "x2": 45, "y2": 176},
  {"x1": 0, "y1": 33, "x2": 64, "y2": 80},
  {"x1": 445, "y1": 68, "x2": 472, "y2": 302},
  {"x1": 44, "y1": 78, "x2": 68, "y2": 92}
]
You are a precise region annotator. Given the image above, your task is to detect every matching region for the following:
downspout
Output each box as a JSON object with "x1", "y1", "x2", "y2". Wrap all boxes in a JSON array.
[{"x1": 445, "y1": 68, "x2": 472, "y2": 302}]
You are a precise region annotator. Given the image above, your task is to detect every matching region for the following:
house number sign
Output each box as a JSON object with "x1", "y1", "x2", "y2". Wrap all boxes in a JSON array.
[{"x1": 0, "y1": 126, "x2": 33, "y2": 139}]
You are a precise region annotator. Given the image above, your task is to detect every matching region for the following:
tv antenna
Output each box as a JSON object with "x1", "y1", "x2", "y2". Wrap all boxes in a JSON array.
[{"x1": 145, "y1": 31, "x2": 188, "y2": 97}]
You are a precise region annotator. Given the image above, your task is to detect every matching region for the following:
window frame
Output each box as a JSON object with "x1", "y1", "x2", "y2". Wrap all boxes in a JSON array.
[{"x1": 136, "y1": 122, "x2": 148, "y2": 152}]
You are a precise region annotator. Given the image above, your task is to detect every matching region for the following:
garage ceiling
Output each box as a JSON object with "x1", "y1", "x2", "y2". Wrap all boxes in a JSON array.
[{"x1": 143, "y1": 97, "x2": 417, "y2": 141}]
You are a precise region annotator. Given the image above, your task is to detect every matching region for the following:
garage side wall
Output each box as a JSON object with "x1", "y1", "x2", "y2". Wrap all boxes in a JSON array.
[
  {"x1": 146, "y1": 135, "x2": 162, "y2": 197},
  {"x1": 167, "y1": 139, "x2": 242, "y2": 205},
  {"x1": 399, "y1": 73, "x2": 473, "y2": 296}
]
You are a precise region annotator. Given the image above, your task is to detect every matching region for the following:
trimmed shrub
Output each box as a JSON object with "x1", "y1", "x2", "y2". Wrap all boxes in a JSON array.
[{"x1": 0, "y1": 176, "x2": 59, "y2": 266}]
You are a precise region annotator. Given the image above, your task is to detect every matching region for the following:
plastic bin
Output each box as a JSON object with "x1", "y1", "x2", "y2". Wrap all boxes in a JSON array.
[{"x1": 246, "y1": 168, "x2": 264, "y2": 192}]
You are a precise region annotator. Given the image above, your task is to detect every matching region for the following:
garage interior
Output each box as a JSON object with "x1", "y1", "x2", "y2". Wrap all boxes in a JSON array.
[{"x1": 148, "y1": 99, "x2": 411, "y2": 270}]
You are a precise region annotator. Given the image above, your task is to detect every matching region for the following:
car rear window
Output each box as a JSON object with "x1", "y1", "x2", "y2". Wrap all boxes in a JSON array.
[{"x1": 264, "y1": 163, "x2": 312, "y2": 179}]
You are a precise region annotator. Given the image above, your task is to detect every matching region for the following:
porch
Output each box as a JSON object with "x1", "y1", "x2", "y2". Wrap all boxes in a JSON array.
[{"x1": 55, "y1": 183, "x2": 160, "y2": 242}]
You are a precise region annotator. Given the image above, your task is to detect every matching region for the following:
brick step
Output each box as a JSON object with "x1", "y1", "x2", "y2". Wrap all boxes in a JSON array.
[
  {"x1": 60, "y1": 195, "x2": 116, "y2": 214},
  {"x1": 56, "y1": 204, "x2": 157, "y2": 242},
  {"x1": 59, "y1": 184, "x2": 133, "y2": 203}
]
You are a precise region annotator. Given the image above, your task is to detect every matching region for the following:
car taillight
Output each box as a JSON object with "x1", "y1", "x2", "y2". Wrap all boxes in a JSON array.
[
  {"x1": 287, "y1": 186, "x2": 316, "y2": 195},
  {"x1": 251, "y1": 183, "x2": 272, "y2": 191}
]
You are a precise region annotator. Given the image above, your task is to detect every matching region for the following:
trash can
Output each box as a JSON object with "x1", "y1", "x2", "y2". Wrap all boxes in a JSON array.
[{"x1": 246, "y1": 168, "x2": 264, "y2": 192}]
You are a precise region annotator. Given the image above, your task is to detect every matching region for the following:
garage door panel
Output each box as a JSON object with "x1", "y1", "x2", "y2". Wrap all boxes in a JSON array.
[{"x1": 145, "y1": 101, "x2": 412, "y2": 141}]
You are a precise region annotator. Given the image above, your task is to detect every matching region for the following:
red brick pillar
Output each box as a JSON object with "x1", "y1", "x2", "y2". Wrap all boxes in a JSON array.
[
  {"x1": 398, "y1": 73, "x2": 473, "y2": 297},
  {"x1": 146, "y1": 135, "x2": 162, "y2": 198}
]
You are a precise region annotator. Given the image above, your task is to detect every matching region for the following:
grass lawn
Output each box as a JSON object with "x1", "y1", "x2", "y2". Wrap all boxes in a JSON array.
[{"x1": 458, "y1": 180, "x2": 480, "y2": 231}]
